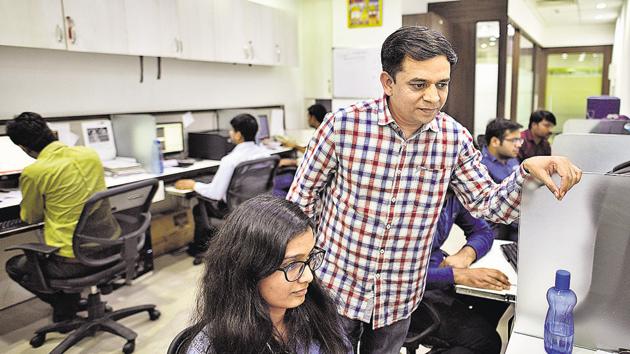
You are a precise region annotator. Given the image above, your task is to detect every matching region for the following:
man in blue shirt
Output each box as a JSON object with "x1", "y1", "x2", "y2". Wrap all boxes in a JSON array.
[
  {"x1": 410, "y1": 191, "x2": 510, "y2": 353},
  {"x1": 481, "y1": 118, "x2": 523, "y2": 241}
]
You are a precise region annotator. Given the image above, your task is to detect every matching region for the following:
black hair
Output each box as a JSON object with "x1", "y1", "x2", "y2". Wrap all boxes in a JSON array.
[
  {"x1": 307, "y1": 104, "x2": 328, "y2": 124},
  {"x1": 381, "y1": 26, "x2": 458, "y2": 81},
  {"x1": 528, "y1": 110, "x2": 557, "y2": 129},
  {"x1": 190, "y1": 195, "x2": 348, "y2": 354},
  {"x1": 230, "y1": 113, "x2": 258, "y2": 142},
  {"x1": 485, "y1": 118, "x2": 523, "y2": 143},
  {"x1": 6, "y1": 112, "x2": 57, "y2": 152}
]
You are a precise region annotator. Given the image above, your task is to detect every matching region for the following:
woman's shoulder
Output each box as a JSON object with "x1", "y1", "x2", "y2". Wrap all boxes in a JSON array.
[{"x1": 185, "y1": 328, "x2": 213, "y2": 354}]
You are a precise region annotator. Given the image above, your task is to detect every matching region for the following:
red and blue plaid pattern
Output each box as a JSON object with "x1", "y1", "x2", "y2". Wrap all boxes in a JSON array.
[{"x1": 288, "y1": 96, "x2": 526, "y2": 329}]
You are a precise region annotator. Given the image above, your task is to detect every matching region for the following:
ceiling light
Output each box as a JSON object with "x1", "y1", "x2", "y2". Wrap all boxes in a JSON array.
[
  {"x1": 489, "y1": 42, "x2": 496, "y2": 47},
  {"x1": 596, "y1": 2, "x2": 607, "y2": 9},
  {"x1": 595, "y1": 14, "x2": 604, "y2": 20},
  {"x1": 480, "y1": 43, "x2": 488, "y2": 49},
  {"x1": 489, "y1": 36, "x2": 497, "y2": 42},
  {"x1": 561, "y1": 53, "x2": 568, "y2": 60},
  {"x1": 578, "y1": 53, "x2": 586, "y2": 62}
]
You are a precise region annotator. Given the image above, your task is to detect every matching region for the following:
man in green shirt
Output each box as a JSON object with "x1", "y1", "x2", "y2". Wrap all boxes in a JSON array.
[{"x1": 5, "y1": 112, "x2": 118, "y2": 322}]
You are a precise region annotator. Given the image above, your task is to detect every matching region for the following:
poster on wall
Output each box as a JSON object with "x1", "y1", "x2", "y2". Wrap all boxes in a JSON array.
[{"x1": 348, "y1": 0, "x2": 382, "y2": 28}]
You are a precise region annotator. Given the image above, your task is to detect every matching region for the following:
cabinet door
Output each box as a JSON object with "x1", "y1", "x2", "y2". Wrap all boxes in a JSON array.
[
  {"x1": 272, "y1": 9, "x2": 298, "y2": 66},
  {"x1": 244, "y1": 1, "x2": 274, "y2": 65},
  {"x1": 125, "y1": 0, "x2": 179, "y2": 57},
  {"x1": 62, "y1": 0, "x2": 129, "y2": 55},
  {"x1": 0, "y1": 0, "x2": 66, "y2": 50},
  {"x1": 213, "y1": 0, "x2": 248, "y2": 64},
  {"x1": 176, "y1": 0, "x2": 216, "y2": 61}
]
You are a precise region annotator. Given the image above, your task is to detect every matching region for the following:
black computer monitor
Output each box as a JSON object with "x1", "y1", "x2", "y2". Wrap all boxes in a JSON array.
[
  {"x1": 256, "y1": 115, "x2": 270, "y2": 144},
  {"x1": 156, "y1": 122, "x2": 184, "y2": 155},
  {"x1": 0, "y1": 135, "x2": 36, "y2": 176}
]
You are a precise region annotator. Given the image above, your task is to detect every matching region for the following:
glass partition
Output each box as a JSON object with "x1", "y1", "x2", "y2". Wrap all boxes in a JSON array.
[
  {"x1": 473, "y1": 21, "x2": 500, "y2": 137},
  {"x1": 516, "y1": 35, "x2": 534, "y2": 128}
]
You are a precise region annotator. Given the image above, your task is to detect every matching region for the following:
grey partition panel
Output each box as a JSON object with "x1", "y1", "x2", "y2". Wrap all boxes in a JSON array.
[
  {"x1": 516, "y1": 173, "x2": 630, "y2": 350},
  {"x1": 551, "y1": 133, "x2": 630, "y2": 173}
]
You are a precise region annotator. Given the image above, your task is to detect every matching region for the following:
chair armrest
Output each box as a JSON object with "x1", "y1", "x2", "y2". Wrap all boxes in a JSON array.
[
  {"x1": 5, "y1": 243, "x2": 60, "y2": 255},
  {"x1": 406, "y1": 301, "x2": 441, "y2": 342}
]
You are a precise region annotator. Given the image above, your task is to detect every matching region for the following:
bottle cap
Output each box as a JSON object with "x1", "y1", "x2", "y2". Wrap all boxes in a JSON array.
[{"x1": 555, "y1": 269, "x2": 571, "y2": 290}]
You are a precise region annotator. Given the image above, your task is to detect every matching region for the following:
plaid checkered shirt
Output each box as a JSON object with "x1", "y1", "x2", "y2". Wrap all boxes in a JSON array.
[{"x1": 287, "y1": 96, "x2": 527, "y2": 329}]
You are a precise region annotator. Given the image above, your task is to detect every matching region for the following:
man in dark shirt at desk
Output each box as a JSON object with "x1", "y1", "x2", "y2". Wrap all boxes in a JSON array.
[
  {"x1": 411, "y1": 191, "x2": 510, "y2": 354},
  {"x1": 480, "y1": 118, "x2": 523, "y2": 241},
  {"x1": 518, "y1": 110, "x2": 556, "y2": 162},
  {"x1": 4, "y1": 112, "x2": 119, "y2": 323}
]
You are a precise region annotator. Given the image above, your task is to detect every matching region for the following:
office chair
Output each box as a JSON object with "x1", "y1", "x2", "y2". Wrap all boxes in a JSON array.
[
  {"x1": 196, "y1": 155, "x2": 280, "y2": 227},
  {"x1": 6, "y1": 179, "x2": 160, "y2": 354},
  {"x1": 475, "y1": 134, "x2": 487, "y2": 149},
  {"x1": 403, "y1": 301, "x2": 448, "y2": 353},
  {"x1": 167, "y1": 325, "x2": 198, "y2": 354}
]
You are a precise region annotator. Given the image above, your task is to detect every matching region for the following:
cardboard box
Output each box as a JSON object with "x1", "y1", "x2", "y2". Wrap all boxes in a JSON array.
[{"x1": 150, "y1": 208, "x2": 194, "y2": 257}]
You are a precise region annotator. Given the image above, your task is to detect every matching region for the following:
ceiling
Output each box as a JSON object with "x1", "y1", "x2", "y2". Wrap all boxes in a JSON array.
[{"x1": 531, "y1": 0, "x2": 624, "y2": 25}]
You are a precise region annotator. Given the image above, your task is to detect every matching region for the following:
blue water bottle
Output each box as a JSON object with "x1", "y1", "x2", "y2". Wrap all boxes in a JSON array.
[
  {"x1": 544, "y1": 269, "x2": 577, "y2": 354},
  {"x1": 151, "y1": 139, "x2": 164, "y2": 174}
]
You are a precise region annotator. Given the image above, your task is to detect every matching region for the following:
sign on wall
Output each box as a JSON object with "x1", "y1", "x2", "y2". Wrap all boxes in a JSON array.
[{"x1": 348, "y1": 0, "x2": 382, "y2": 28}]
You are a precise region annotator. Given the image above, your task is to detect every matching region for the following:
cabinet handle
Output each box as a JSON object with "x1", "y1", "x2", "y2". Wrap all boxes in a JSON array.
[
  {"x1": 174, "y1": 38, "x2": 179, "y2": 53},
  {"x1": 55, "y1": 25, "x2": 63, "y2": 43},
  {"x1": 179, "y1": 40, "x2": 183, "y2": 53},
  {"x1": 248, "y1": 40, "x2": 254, "y2": 60},
  {"x1": 243, "y1": 44, "x2": 249, "y2": 59},
  {"x1": 65, "y1": 16, "x2": 76, "y2": 45},
  {"x1": 275, "y1": 44, "x2": 281, "y2": 63}
]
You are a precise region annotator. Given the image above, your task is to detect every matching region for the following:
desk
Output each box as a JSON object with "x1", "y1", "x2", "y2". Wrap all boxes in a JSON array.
[
  {"x1": 455, "y1": 240, "x2": 517, "y2": 303},
  {"x1": 506, "y1": 332, "x2": 597, "y2": 354}
]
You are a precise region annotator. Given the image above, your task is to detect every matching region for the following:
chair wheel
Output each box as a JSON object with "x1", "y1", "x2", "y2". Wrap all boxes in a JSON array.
[
  {"x1": 149, "y1": 309, "x2": 160, "y2": 321},
  {"x1": 123, "y1": 340, "x2": 135, "y2": 354},
  {"x1": 30, "y1": 333, "x2": 45, "y2": 348}
]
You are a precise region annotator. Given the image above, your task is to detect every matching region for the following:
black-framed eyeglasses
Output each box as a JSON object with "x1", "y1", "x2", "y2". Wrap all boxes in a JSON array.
[
  {"x1": 503, "y1": 137, "x2": 523, "y2": 144},
  {"x1": 276, "y1": 247, "x2": 325, "y2": 282}
]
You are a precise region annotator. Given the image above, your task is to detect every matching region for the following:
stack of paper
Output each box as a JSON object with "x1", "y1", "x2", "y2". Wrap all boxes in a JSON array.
[{"x1": 102, "y1": 157, "x2": 145, "y2": 176}]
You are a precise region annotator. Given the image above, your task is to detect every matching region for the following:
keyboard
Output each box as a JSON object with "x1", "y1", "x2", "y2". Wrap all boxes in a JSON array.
[
  {"x1": 501, "y1": 242, "x2": 518, "y2": 272},
  {"x1": 0, "y1": 218, "x2": 29, "y2": 233}
]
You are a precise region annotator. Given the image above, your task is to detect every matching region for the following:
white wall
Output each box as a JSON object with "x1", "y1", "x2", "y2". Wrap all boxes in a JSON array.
[
  {"x1": 611, "y1": 1, "x2": 629, "y2": 115},
  {"x1": 332, "y1": 0, "x2": 402, "y2": 48}
]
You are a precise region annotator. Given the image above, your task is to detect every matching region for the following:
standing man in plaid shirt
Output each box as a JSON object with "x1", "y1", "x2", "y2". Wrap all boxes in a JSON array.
[{"x1": 287, "y1": 26, "x2": 581, "y2": 353}]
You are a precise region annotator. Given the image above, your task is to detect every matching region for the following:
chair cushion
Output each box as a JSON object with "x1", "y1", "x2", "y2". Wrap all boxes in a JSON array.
[{"x1": 49, "y1": 261, "x2": 126, "y2": 291}]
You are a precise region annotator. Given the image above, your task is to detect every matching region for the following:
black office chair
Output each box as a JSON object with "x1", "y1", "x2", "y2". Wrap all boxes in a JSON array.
[
  {"x1": 6, "y1": 179, "x2": 160, "y2": 354},
  {"x1": 167, "y1": 325, "x2": 198, "y2": 354},
  {"x1": 403, "y1": 301, "x2": 447, "y2": 353},
  {"x1": 475, "y1": 134, "x2": 487, "y2": 149},
  {"x1": 196, "y1": 155, "x2": 280, "y2": 228}
]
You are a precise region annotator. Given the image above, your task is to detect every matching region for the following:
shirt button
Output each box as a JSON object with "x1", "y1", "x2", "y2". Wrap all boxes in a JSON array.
[
  {"x1": 375, "y1": 273, "x2": 381, "y2": 279},
  {"x1": 385, "y1": 224, "x2": 391, "y2": 230},
  {"x1": 391, "y1": 197, "x2": 396, "y2": 204},
  {"x1": 396, "y1": 170, "x2": 401, "y2": 176},
  {"x1": 380, "y1": 249, "x2": 385, "y2": 254}
]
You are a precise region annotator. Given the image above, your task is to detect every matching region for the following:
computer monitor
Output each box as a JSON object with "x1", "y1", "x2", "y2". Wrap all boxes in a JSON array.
[
  {"x1": 156, "y1": 122, "x2": 184, "y2": 155},
  {"x1": 256, "y1": 115, "x2": 270, "y2": 144},
  {"x1": 0, "y1": 135, "x2": 36, "y2": 176}
]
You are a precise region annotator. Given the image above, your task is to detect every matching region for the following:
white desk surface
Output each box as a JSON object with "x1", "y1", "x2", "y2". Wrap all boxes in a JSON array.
[
  {"x1": 455, "y1": 240, "x2": 518, "y2": 302},
  {"x1": 0, "y1": 159, "x2": 222, "y2": 209},
  {"x1": 506, "y1": 332, "x2": 598, "y2": 354}
]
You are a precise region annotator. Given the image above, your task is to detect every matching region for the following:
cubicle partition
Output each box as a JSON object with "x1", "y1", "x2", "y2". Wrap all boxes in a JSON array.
[
  {"x1": 551, "y1": 133, "x2": 630, "y2": 173},
  {"x1": 515, "y1": 173, "x2": 630, "y2": 350}
]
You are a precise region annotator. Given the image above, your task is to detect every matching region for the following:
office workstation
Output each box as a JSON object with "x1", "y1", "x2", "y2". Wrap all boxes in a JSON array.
[{"x1": 1, "y1": 0, "x2": 630, "y2": 353}]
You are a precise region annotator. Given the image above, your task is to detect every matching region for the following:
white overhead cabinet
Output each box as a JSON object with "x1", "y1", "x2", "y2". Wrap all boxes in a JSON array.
[
  {"x1": 176, "y1": 0, "x2": 217, "y2": 61},
  {"x1": 0, "y1": 0, "x2": 297, "y2": 66},
  {"x1": 0, "y1": 0, "x2": 66, "y2": 50},
  {"x1": 125, "y1": 0, "x2": 179, "y2": 58},
  {"x1": 62, "y1": 0, "x2": 129, "y2": 55}
]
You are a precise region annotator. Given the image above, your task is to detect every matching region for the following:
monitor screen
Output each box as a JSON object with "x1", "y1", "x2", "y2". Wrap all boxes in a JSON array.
[
  {"x1": 156, "y1": 122, "x2": 184, "y2": 155},
  {"x1": 256, "y1": 115, "x2": 270, "y2": 144},
  {"x1": 0, "y1": 135, "x2": 36, "y2": 176}
]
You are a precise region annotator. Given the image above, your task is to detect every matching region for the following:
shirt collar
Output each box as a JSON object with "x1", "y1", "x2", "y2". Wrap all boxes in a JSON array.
[
  {"x1": 232, "y1": 141, "x2": 257, "y2": 152},
  {"x1": 522, "y1": 129, "x2": 537, "y2": 143},
  {"x1": 37, "y1": 141, "x2": 65, "y2": 160},
  {"x1": 378, "y1": 95, "x2": 439, "y2": 133},
  {"x1": 482, "y1": 146, "x2": 500, "y2": 163}
]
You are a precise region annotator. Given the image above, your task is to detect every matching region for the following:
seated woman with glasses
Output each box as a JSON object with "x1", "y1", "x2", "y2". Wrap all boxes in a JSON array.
[{"x1": 186, "y1": 195, "x2": 350, "y2": 354}]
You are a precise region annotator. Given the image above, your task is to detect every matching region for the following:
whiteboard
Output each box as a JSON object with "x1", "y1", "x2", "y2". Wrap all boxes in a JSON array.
[{"x1": 333, "y1": 47, "x2": 383, "y2": 99}]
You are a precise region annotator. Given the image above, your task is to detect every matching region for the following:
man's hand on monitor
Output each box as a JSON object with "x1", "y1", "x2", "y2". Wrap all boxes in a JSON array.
[
  {"x1": 174, "y1": 179, "x2": 196, "y2": 190},
  {"x1": 522, "y1": 156, "x2": 582, "y2": 200}
]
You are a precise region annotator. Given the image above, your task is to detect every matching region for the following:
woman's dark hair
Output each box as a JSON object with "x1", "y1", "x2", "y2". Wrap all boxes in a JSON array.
[
  {"x1": 381, "y1": 26, "x2": 458, "y2": 81},
  {"x1": 190, "y1": 195, "x2": 347, "y2": 354},
  {"x1": 6, "y1": 112, "x2": 57, "y2": 152},
  {"x1": 485, "y1": 118, "x2": 523, "y2": 143},
  {"x1": 230, "y1": 113, "x2": 258, "y2": 142},
  {"x1": 307, "y1": 104, "x2": 328, "y2": 124},
  {"x1": 528, "y1": 110, "x2": 557, "y2": 129}
]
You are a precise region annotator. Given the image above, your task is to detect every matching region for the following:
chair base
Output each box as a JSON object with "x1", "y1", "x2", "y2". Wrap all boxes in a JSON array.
[{"x1": 30, "y1": 292, "x2": 160, "y2": 354}]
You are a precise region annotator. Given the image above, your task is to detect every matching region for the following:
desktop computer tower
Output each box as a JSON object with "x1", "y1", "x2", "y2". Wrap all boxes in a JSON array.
[{"x1": 187, "y1": 130, "x2": 235, "y2": 160}]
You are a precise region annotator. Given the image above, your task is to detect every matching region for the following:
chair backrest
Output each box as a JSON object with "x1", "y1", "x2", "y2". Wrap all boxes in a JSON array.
[
  {"x1": 167, "y1": 326, "x2": 198, "y2": 354},
  {"x1": 73, "y1": 179, "x2": 158, "y2": 283},
  {"x1": 225, "y1": 155, "x2": 280, "y2": 212}
]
